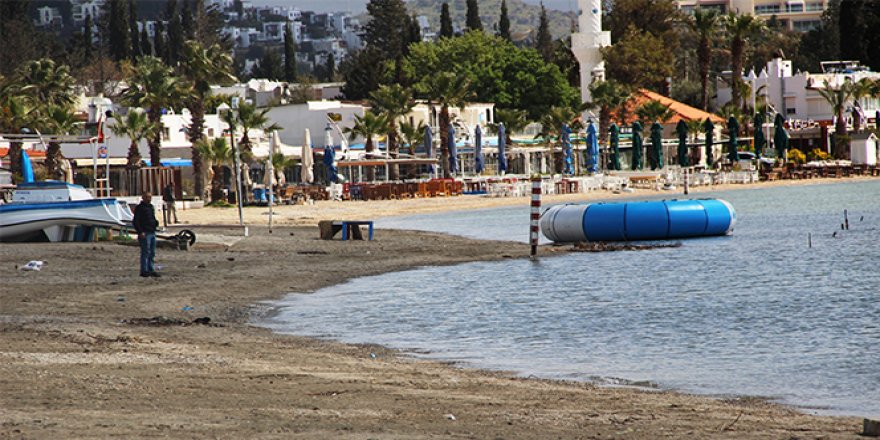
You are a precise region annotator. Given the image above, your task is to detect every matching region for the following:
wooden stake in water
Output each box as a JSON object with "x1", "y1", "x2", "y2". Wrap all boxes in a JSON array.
[
  {"x1": 844, "y1": 209, "x2": 849, "y2": 230},
  {"x1": 529, "y1": 176, "x2": 542, "y2": 259},
  {"x1": 808, "y1": 233, "x2": 812, "y2": 248}
]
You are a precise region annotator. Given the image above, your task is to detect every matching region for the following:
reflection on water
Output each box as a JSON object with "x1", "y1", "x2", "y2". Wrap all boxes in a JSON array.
[{"x1": 261, "y1": 181, "x2": 880, "y2": 417}]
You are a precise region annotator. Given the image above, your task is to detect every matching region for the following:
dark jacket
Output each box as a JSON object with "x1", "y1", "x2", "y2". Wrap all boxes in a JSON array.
[
  {"x1": 133, "y1": 201, "x2": 158, "y2": 234},
  {"x1": 162, "y1": 185, "x2": 175, "y2": 202}
]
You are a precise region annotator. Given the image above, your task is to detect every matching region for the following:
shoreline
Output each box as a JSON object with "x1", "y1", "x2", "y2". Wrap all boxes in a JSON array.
[{"x1": 2, "y1": 181, "x2": 874, "y2": 438}]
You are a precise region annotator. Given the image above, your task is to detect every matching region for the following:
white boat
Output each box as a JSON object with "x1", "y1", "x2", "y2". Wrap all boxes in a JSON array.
[{"x1": 0, "y1": 181, "x2": 134, "y2": 242}]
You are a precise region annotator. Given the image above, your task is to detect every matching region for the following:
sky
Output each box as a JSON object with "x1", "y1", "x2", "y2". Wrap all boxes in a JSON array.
[{"x1": 251, "y1": 0, "x2": 576, "y2": 14}]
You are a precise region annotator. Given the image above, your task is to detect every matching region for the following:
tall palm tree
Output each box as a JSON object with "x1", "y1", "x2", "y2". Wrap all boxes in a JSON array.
[
  {"x1": 18, "y1": 59, "x2": 76, "y2": 109},
  {"x1": 344, "y1": 111, "x2": 388, "y2": 181},
  {"x1": 585, "y1": 80, "x2": 631, "y2": 145},
  {"x1": 0, "y1": 92, "x2": 37, "y2": 180},
  {"x1": 180, "y1": 41, "x2": 236, "y2": 199},
  {"x1": 270, "y1": 152, "x2": 296, "y2": 186},
  {"x1": 40, "y1": 105, "x2": 78, "y2": 179},
  {"x1": 398, "y1": 119, "x2": 427, "y2": 177},
  {"x1": 232, "y1": 102, "x2": 280, "y2": 162},
  {"x1": 814, "y1": 79, "x2": 855, "y2": 159},
  {"x1": 194, "y1": 137, "x2": 232, "y2": 203},
  {"x1": 417, "y1": 72, "x2": 473, "y2": 178},
  {"x1": 688, "y1": 8, "x2": 721, "y2": 111},
  {"x1": 110, "y1": 108, "x2": 155, "y2": 169},
  {"x1": 122, "y1": 56, "x2": 183, "y2": 167},
  {"x1": 369, "y1": 84, "x2": 415, "y2": 180},
  {"x1": 724, "y1": 13, "x2": 767, "y2": 110},
  {"x1": 850, "y1": 78, "x2": 875, "y2": 133}
]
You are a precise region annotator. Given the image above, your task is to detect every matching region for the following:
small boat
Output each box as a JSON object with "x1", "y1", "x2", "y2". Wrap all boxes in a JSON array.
[{"x1": 0, "y1": 181, "x2": 133, "y2": 242}]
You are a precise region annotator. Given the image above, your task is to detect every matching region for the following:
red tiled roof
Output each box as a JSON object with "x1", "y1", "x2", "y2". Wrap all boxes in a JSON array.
[{"x1": 615, "y1": 89, "x2": 725, "y2": 125}]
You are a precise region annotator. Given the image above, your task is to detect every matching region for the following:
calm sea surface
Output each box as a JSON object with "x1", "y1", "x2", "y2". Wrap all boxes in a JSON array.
[{"x1": 259, "y1": 180, "x2": 880, "y2": 417}]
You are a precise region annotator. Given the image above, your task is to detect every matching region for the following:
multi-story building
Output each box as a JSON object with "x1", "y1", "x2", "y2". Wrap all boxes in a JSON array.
[
  {"x1": 71, "y1": 0, "x2": 105, "y2": 25},
  {"x1": 677, "y1": 0, "x2": 827, "y2": 31}
]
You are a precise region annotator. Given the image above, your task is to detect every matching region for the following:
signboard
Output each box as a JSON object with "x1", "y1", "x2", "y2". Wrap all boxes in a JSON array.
[{"x1": 97, "y1": 145, "x2": 108, "y2": 159}]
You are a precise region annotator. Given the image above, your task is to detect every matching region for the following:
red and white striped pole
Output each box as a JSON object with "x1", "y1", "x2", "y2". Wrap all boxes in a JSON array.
[{"x1": 530, "y1": 176, "x2": 542, "y2": 259}]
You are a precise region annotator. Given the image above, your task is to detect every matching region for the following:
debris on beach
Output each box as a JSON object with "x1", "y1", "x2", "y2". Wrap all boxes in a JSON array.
[
  {"x1": 571, "y1": 242, "x2": 682, "y2": 252},
  {"x1": 18, "y1": 260, "x2": 46, "y2": 271},
  {"x1": 121, "y1": 316, "x2": 219, "y2": 327}
]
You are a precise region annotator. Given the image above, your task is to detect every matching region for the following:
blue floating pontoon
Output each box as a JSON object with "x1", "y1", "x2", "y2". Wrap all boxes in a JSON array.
[{"x1": 539, "y1": 199, "x2": 736, "y2": 243}]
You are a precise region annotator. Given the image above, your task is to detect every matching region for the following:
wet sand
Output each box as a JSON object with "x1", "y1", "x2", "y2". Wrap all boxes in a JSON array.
[{"x1": 1, "y1": 179, "x2": 872, "y2": 439}]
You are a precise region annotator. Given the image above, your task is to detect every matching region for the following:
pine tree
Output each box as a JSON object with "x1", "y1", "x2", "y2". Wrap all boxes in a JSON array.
[
  {"x1": 107, "y1": 0, "x2": 132, "y2": 61},
  {"x1": 166, "y1": 0, "x2": 184, "y2": 65},
  {"x1": 498, "y1": 0, "x2": 511, "y2": 41},
  {"x1": 83, "y1": 14, "x2": 94, "y2": 60},
  {"x1": 253, "y1": 48, "x2": 283, "y2": 80},
  {"x1": 234, "y1": 0, "x2": 244, "y2": 19},
  {"x1": 325, "y1": 53, "x2": 336, "y2": 82},
  {"x1": 839, "y1": 0, "x2": 868, "y2": 66},
  {"x1": 409, "y1": 14, "x2": 421, "y2": 46},
  {"x1": 129, "y1": 0, "x2": 141, "y2": 57},
  {"x1": 140, "y1": 25, "x2": 152, "y2": 56},
  {"x1": 466, "y1": 0, "x2": 482, "y2": 32},
  {"x1": 154, "y1": 20, "x2": 166, "y2": 61},
  {"x1": 182, "y1": 0, "x2": 195, "y2": 40},
  {"x1": 364, "y1": 0, "x2": 409, "y2": 61},
  {"x1": 284, "y1": 23, "x2": 297, "y2": 82},
  {"x1": 535, "y1": 3, "x2": 553, "y2": 62},
  {"x1": 440, "y1": 3, "x2": 453, "y2": 38}
]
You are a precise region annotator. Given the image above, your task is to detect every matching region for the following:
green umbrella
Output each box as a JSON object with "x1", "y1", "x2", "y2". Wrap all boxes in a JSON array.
[
  {"x1": 773, "y1": 113, "x2": 789, "y2": 159},
  {"x1": 631, "y1": 121, "x2": 643, "y2": 170},
  {"x1": 676, "y1": 120, "x2": 689, "y2": 167},
  {"x1": 703, "y1": 118, "x2": 715, "y2": 167},
  {"x1": 753, "y1": 113, "x2": 765, "y2": 159},
  {"x1": 650, "y1": 121, "x2": 663, "y2": 170},
  {"x1": 610, "y1": 123, "x2": 621, "y2": 171},
  {"x1": 727, "y1": 116, "x2": 740, "y2": 162}
]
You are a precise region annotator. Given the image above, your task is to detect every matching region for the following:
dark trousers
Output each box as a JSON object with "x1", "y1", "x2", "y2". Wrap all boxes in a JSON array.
[{"x1": 138, "y1": 233, "x2": 156, "y2": 275}]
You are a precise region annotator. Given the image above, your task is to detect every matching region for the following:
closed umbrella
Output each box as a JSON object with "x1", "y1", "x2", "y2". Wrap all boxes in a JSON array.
[
  {"x1": 610, "y1": 123, "x2": 621, "y2": 171},
  {"x1": 774, "y1": 113, "x2": 789, "y2": 159},
  {"x1": 631, "y1": 121, "x2": 643, "y2": 170},
  {"x1": 497, "y1": 122, "x2": 508, "y2": 174},
  {"x1": 424, "y1": 124, "x2": 434, "y2": 176},
  {"x1": 753, "y1": 113, "x2": 766, "y2": 159},
  {"x1": 676, "y1": 120, "x2": 689, "y2": 167},
  {"x1": 474, "y1": 124, "x2": 484, "y2": 174},
  {"x1": 301, "y1": 128, "x2": 314, "y2": 184},
  {"x1": 703, "y1": 118, "x2": 715, "y2": 167},
  {"x1": 448, "y1": 124, "x2": 458, "y2": 174},
  {"x1": 727, "y1": 116, "x2": 740, "y2": 162},
  {"x1": 562, "y1": 123, "x2": 574, "y2": 174},
  {"x1": 650, "y1": 121, "x2": 663, "y2": 170},
  {"x1": 323, "y1": 145, "x2": 337, "y2": 183},
  {"x1": 586, "y1": 122, "x2": 598, "y2": 173},
  {"x1": 21, "y1": 149, "x2": 35, "y2": 183}
]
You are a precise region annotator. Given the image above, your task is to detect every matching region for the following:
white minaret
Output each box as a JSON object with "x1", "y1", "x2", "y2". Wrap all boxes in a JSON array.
[{"x1": 571, "y1": 0, "x2": 611, "y2": 104}]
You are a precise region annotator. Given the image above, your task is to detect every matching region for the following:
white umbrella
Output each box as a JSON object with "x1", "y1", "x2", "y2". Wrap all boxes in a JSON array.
[{"x1": 302, "y1": 128, "x2": 314, "y2": 184}]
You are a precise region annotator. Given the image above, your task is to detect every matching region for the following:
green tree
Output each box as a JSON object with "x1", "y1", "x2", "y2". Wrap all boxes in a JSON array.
[
  {"x1": 253, "y1": 48, "x2": 283, "y2": 80},
  {"x1": 535, "y1": 3, "x2": 553, "y2": 63},
  {"x1": 284, "y1": 23, "x2": 297, "y2": 82},
  {"x1": 153, "y1": 21, "x2": 167, "y2": 61},
  {"x1": 181, "y1": 0, "x2": 195, "y2": 40},
  {"x1": 194, "y1": 137, "x2": 232, "y2": 202},
  {"x1": 724, "y1": 13, "x2": 767, "y2": 110},
  {"x1": 535, "y1": 105, "x2": 582, "y2": 173},
  {"x1": 0, "y1": 1, "x2": 38, "y2": 77},
  {"x1": 165, "y1": 0, "x2": 184, "y2": 65},
  {"x1": 636, "y1": 100, "x2": 674, "y2": 125},
  {"x1": 341, "y1": 47, "x2": 388, "y2": 100},
  {"x1": 104, "y1": 0, "x2": 131, "y2": 62},
  {"x1": 83, "y1": 14, "x2": 95, "y2": 60},
  {"x1": 488, "y1": 108, "x2": 529, "y2": 145},
  {"x1": 602, "y1": 26, "x2": 674, "y2": 92},
  {"x1": 416, "y1": 72, "x2": 472, "y2": 178},
  {"x1": 344, "y1": 111, "x2": 389, "y2": 181},
  {"x1": 585, "y1": 79, "x2": 631, "y2": 145},
  {"x1": 399, "y1": 119, "x2": 427, "y2": 156},
  {"x1": 794, "y1": 0, "x2": 839, "y2": 72},
  {"x1": 0, "y1": 84, "x2": 37, "y2": 179},
  {"x1": 607, "y1": 0, "x2": 680, "y2": 49},
  {"x1": 140, "y1": 24, "x2": 152, "y2": 56},
  {"x1": 110, "y1": 108, "x2": 154, "y2": 169},
  {"x1": 839, "y1": 0, "x2": 868, "y2": 66},
  {"x1": 39, "y1": 105, "x2": 78, "y2": 180},
  {"x1": 369, "y1": 84, "x2": 415, "y2": 180},
  {"x1": 129, "y1": 0, "x2": 141, "y2": 58},
  {"x1": 18, "y1": 59, "x2": 76, "y2": 109},
  {"x1": 498, "y1": 0, "x2": 511, "y2": 41},
  {"x1": 180, "y1": 41, "x2": 236, "y2": 199},
  {"x1": 466, "y1": 0, "x2": 482, "y2": 32},
  {"x1": 440, "y1": 3, "x2": 453, "y2": 38},
  {"x1": 814, "y1": 79, "x2": 852, "y2": 159},
  {"x1": 121, "y1": 56, "x2": 183, "y2": 167},
  {"x1": 687, "y1": 8, "x2": 721, "y2": 111},
  {"x1": 364, "y1": 0, "x2": 408, "y2": 61},
  {"x1": 230, "y1": 102, "x2": 280, "y2": 161}
]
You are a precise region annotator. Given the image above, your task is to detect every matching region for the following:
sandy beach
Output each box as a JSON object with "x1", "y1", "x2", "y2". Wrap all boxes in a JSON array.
[{"x1": 1, "y1": 178, "x2": 874, "y2": 439}]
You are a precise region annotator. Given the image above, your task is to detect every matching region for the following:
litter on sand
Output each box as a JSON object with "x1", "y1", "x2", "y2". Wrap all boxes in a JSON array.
[{"x1": 19, "y1": 260, "x2": 45, "y2": 271}]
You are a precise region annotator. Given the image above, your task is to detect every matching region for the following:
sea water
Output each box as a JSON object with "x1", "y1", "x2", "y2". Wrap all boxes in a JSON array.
[{"x1": 260, "y1": 180, "x2": 880, "y2": 417}]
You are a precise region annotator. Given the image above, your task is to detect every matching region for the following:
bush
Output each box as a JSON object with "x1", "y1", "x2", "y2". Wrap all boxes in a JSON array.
[
  {"x1": 206, "y1": 200, "x2": 234, "y2": 208},
  {"x1": 789, "y1": 148, "x2": 806, "y2": 164},
  {"x1": 807, "y1": 148, "x2": 830, "y2": 161}
]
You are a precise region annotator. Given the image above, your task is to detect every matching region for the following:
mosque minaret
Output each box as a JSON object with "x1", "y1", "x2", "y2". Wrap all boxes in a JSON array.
[{"x1": 570, "y1": 0, "x2": 611, "y2": 104}]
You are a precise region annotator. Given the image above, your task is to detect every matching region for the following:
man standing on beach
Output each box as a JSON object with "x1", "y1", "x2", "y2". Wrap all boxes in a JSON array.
[
  {"x1": 133, "y1": 192, "x2": 160, "y2": 278},
  {"x1": 162, "y1": 182, "x2": 179, "y2": 224}
]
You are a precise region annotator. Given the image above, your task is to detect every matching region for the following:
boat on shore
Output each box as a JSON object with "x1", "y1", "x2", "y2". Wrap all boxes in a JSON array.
[{"x1": 0, "y1": 181, "x2": 133, "y2": 242}]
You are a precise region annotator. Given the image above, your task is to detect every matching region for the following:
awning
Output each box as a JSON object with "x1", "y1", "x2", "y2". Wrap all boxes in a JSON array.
[
  {"x1": 74, "y1": 158, "x2": 128, "y2": 167},
  {"x1": 337, "y1": 158, "x2": 440, "y2": 168},
  {"x1": 142, "y1": 158, "x2": 193, "y2": 167}
]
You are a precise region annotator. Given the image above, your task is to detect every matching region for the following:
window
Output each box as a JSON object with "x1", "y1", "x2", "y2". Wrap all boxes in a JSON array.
[
  {"x1": 793, "y1": 20, "x2": 819, "y2": 31},
  {"x1": 787, "y1": 3, "x2": 804, "y2": 12},
  {"x1": 755, "y1": 5, "x2": 781, "y2": 14},
  {"x1": 162, "y1": 127, "x2": 170, "y2": 140}
]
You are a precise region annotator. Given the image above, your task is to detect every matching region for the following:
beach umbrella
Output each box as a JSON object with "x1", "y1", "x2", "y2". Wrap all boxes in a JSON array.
[
  {"x1": 774, "y1": 113, "x2": 789, "y2": 159},
  {"x1": 323, "y1": 145, "x2": 338, "y2": 183},
  {"x1": 631, "y1": 121, "x2": 643, "y2": 170},
  {"x1": 474, "y1": 124, "x2": 484, "y2": 174},
  {"x1": 727, "y1": 116, "x2": 740, "y2": 162},
  {"x1": 753, "y1": 113, "x2": 766, "y2": 159},
  {"x1": 650, "y1": 121, "x2": 664, "y2": 170},
  {"x1": 497, "y1": 122, "x2": 508, "y2": 174},
  {"x1": 609, "y1": 123, "x2": 621, "y2": 171},
  {"x1": 301, "y1": 128, "x2": 314, "y2": 184},
  {"x1": 448, "y1": 124, "x2": 458, "y2": 174},
  {"x1": 703, "y1": 118, "x2": 715, "y2": 167},
  {"x1": 424, "y1": 124, "x2": 434, "y2": 175},
  {"x1": 676, "y1": 120, "x2": 689, "y2": 167},
  {"x1": 21, "y1": 149, "x2": 35, "y2": 183},
  {"x1": 586, "y1": 122, "x2": 599, "y2": 173},
  {"x1": 562, "y1": 123, "x2": 574, "y2": 174}
]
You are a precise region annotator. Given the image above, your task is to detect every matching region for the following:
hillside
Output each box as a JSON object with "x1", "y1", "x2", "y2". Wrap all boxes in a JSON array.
[{"x1": 405, "y1": 0, "x2": 576, "y2": 42}]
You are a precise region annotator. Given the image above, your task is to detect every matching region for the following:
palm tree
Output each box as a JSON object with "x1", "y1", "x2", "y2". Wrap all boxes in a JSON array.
[
  {"x1": 40, "y1": 105, "x2": 78, "y2": 179},
  {"x1": 270, "y1": 152, "x2": 296, "y2": 187},
  {"x1": 180, "y1": 41, "x2": 236, "y2": 199},
  {"x1": 122, "y1": 56, "x2": 183, "y2": 167},
  {"x1": 369, "y1": 84, "x2": 415, "y2": 180},
  {"x1": 688, "y1": 8, "x2": 721, "y2": 111},
  {"x1": 344, "y1": 111, "x2": 388, "y2": 181},
  {"x1": 232, "y1": 102, "x2": 280, "y2": 162},
  {"x1": 636, "y1": 100, "x2": 674, "y2": 125},
  {"x1": 535, "y1": 106, "x2": 583, "y2": 174},
  {"x1": 0, "y1": 91, "x2": 38, "y2": 180},
  {"x1": 814, "y1": 79, "x2": 855, "y2": 159},
  {"x1": 488, "y1": 108, "x2": 529, "y2": 145},
  {"x1": 585, "y1": 80, "x2": 631, "y2": 145},
  {"x1": 724, "y1": 13, "x2": 767, "y2": 110},
  {"x1": 18, "y1": 59, "x2": 76, "y2": 109},
  {"x1": 417, "y1": 72, "x2": 473, "y2": 178},
  {"x1": 194, "y1": 137, "x2": 232, "y2": 203},
  {"x1": 850, "y1": 78, "x2": 875, "y2": 133},
  {"x1": 110, "y1": 108, "x2": 154, "y2": 169},
  {"x1": 399, "y1": 119, "x2": 427, "y2": 156}
]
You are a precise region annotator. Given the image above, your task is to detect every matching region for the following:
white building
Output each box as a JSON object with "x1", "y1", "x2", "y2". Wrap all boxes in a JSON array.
[
  {"x1": 677, "y1": 0, "x2": 827, "y2": 31},
  {"x1": 71, "y1": 0, "x2": 104, "y2": 24},
  {"x1": 267, "y1": 101, "x2": 367, "y2": 148},
  {"x1": 35, "y1": 6, "x2": 63, "y2": 27},
  {"x1": 571, "y1": 0, "x2": 611, "y2": 104}
]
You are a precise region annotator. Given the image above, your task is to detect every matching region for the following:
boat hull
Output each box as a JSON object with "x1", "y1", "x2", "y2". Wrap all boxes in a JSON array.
[{"x1": 0, "y1": 199, "x2": 134, "y2": 242}]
